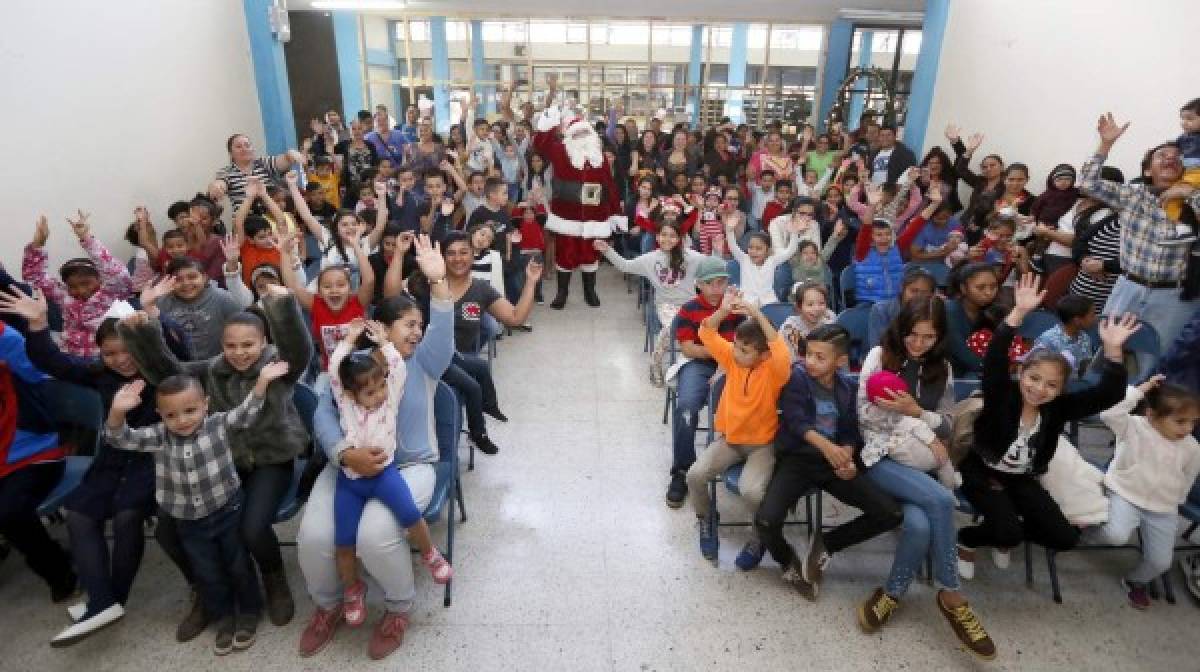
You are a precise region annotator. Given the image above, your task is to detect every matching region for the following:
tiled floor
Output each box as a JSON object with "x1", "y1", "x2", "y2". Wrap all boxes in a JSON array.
[{"x1": 0, "y1": 268, "x2": 1195, "y2": 671}]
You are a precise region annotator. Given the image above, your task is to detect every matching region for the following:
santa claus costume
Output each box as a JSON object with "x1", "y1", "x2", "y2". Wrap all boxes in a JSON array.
[{"x1": 533, "y1": 106, "x2": 627, "y2": 308}]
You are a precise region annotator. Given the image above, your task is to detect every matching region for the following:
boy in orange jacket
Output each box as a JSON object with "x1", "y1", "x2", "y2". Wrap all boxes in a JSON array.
[{"x1": 687, "y1": 287, "x2": 792, "y2": 563}]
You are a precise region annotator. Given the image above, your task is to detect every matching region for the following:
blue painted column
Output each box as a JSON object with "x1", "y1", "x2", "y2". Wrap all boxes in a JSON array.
[
  {"x1": 332, "y1": 11, "x2": 364, "y2": 119},
  {"x1": 242, "y1": 0, "x2": 297, "y2": 154},
  {"x1": 816, "y1": 18, "x2": 853, "y2": 133},
  {"x1": 430, "y1": 16, "x2": 451, "y2": 134},
  {"x1": 470, "y1": 20, "x2": 494, "y2": 117},
  {"x1": 905, "y1": 0, "x2": 950, "y2": 154},
  {"x1": 686, "y1": 25, "x2": 703, "y2": 128},
  {"x1": 724, "y1": 23, "x2": 748, "y2": 124},
  {"x1": 846, "y1": 30, "x2": 873, "y2": 130}
]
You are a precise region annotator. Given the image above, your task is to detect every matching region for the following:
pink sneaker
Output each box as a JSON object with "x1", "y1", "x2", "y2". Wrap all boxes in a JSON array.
[
  {"x1": 423, "y1": 548, "x2": 453, "y2": 585},
  {"x1": 343, "y1": 580, "x2": 367, "y2": 626}
]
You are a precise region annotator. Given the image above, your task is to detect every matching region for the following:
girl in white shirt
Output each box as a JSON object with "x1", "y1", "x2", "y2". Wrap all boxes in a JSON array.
[
  {"x1": 722, "y1": 216, "x2": 802, "y2": 306},
  {"x1": 1087, "y1": 375, "x2": 1200, "y2": 609}
]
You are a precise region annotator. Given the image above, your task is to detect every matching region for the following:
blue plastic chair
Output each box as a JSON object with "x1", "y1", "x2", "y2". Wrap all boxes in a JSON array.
[
  {"x1": 274, "y1": 384, "x2": 318, "y2": 524},
  {"x1": 726, "y1": 258, "x2": 741, "y2": 287},
  {"x1": 1123, "y1": 321, "x2": 1160, "y2": 384},
  {"x1": 773, "y1": 263, "x2": 794, "y2": 303},
  {"x1": 1017, "y1": 310, "x2": 1061, "y2": 342},
  {"x1": 839, "y1": 265, "x2": 856, "y2": 308},
  {"x1": 430, "y1": 381, "x2": 466, "y2": 607},
  {"x1": 662, "y1": 315, "x2": 683, "y2": 425},
  {"x1": 952, "y1": 378, "x2": 982, "y2": 402},
  {"x1": 836, "y1": 303, "x2": 873, "y2": 369},
  {"x1": 760, "y1": 303, "x2": 793, "y2": 329},
  {"x1": 37, "y1": 381, "x2": 104, "y2": 517},
  {"x1": 906, "y1": 261, "x2": 950, "y2": 288}
]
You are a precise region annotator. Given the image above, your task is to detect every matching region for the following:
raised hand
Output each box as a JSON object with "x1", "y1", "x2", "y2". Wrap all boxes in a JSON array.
[
  {"x1": 905, "y1": 166, "x2": 920, "y2": 182},
  {"x1": 364, "y1": 320, "x2": 387, "y2": 345},
  {"x1": 119, "y1": 310, "x2": 151, "y2": 330},
  {"x1": 344, "y1": 317, "x2": 367, "y2": 343},
  {"x1": 67, "y1": 209, "x2": 92, "y2": 240},
  {"x1": 832, "y1": 219, "x2": 847, "y2": 238},
  {"x1": 1097, "y1": 112, "x2": 1130, "y2": 147},
  {"x1": 257, "y1": 360, "x2": 291, "y2": 385},
  {"x1": 1098, "y1": 312, "x2": 1140, "y2": 355},
  {"x1": 111, "y1": 380, "x2": 146, "y2": 414},
  {"x1": 396, "y1": 231, "x2": 415, "y2": 254},
  {"x1": 413, "y1": 234, "x2": 446, "y2": 281},
  {"x1": 1135, "y1": 373, "x2": 1165, "y2": 396},
  {"x1": 1081, "y1": 256, "x2": 1105, "y2": 277},
  {"x1": 246, "y1": 177, "x2": 265, "y2": 199},
  {"x1": 0, "y1": 285, "x2": 49, "y2": 324},
  {"x1": 1010, "y1": 272, "x2": 1045, "y2": 318},
  {"x1": 592, "y1": 239, "x2": 609, "y2": 252},
  {"x1": 944, "y1": 124, "x2": 961, "y2": 143},
  {"x1": 262, "y1": 283, "x2": 291, "y2": 298},
  {"x1": 375, "y1": 180, "x2": 389, "y2": 200},
  {"x1": 441, "y1": 200, "x2": 455, "y2": 217},
  {"x1": 31, "y1": 215, "x2": 50, "y2": 247},
  {"x1": 285, "y1": 171, "x2": 299, "y2": 189},
  {"x1": 134, "y1": 205, "x2": 151, "y2": 225},
  {"x1": 525, "y1": 256, "x2": 544, "y2": 282},
  {"x1": 965, "y1": 133, "x2": 984, "y2": 153},
  {"x1": 219, "y1": 233, "x2": 242, "y2": 264},
  {"x1": 140, "y1": 274, "x2": 177, "y2": 307}
]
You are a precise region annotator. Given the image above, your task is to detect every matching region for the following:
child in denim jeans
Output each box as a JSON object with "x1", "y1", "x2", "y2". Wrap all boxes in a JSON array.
[{"x1": 104, "y1": 363, "x2": 289, "y2": 655}]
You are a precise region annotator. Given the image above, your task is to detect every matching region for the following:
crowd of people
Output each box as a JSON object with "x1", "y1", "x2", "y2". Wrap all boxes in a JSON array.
[{"x1": 0, "y1": 71, "x2": 1198, "y2": 663}]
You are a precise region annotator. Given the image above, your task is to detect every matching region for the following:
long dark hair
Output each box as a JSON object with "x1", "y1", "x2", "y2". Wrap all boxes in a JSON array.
[
  {"x1": 658, "y1": 221, "x2": 686, "y2": 277},
  {"x1": 920, "y1": 146, "x2": 956, "y2": 182},
  {"x1": 525, "y1": 151, "x2": 548, "y2": 191},
  {"x1": 880, "y1": 296, "x2": 950, "y2": 394}
]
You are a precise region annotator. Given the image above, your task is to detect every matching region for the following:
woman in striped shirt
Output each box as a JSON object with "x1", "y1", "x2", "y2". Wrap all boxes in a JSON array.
[
  {"x1": 1069, "y1": 168, "x2": 1126, "y2": 307},
  {"x1": 210, "y1": 134, "x2": 305, "y2": 211}
]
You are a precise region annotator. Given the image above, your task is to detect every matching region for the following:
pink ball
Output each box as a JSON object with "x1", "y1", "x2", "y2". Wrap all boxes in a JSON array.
[{"x1": 866, "y1": 370, "x2": 909, "y2": 404}]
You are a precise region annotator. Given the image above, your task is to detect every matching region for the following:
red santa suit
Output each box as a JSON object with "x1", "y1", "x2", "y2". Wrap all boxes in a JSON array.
[{"x1": 532, "y1": 110, "x2": 627, "y2": 271}]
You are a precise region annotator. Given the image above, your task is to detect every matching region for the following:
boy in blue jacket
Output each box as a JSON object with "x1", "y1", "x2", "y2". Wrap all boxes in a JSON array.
[{"x1": 754, "y1": 324, "x2": 901, "y2": 599}]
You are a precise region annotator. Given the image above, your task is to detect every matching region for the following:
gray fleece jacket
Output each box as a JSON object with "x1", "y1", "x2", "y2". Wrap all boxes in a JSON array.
[{"x1": 120, "y1": 292, "x2": 314, "y2": 471}]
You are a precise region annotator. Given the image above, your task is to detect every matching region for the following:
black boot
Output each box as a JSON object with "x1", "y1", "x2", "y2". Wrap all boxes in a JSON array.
[
  {"x1": 262, "y1": 568, "x2": 295, "y2": 626},
  {"x1": 582, "y1": 271, "x2": 601, "y2": 307},
  {"x1": 550, "y1": 271, "x2": 571, "y2": 310}
]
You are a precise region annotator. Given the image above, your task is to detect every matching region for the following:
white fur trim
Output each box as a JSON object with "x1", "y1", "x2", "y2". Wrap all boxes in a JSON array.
[
  {"x1": 537, "y1": 107, "x2": 561, "y2": 133},
  {"x1": 544, "y1": 212, "x2": 627, "y2": 238}
]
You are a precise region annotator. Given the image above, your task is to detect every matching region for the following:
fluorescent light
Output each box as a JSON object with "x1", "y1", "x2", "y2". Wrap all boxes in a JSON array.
[
  {"x1": 311, "y1": 0, "x2": 406, "y2": 10},
  {"x1": 837, "y1": 9, "x2": 924, "y2": 23}
]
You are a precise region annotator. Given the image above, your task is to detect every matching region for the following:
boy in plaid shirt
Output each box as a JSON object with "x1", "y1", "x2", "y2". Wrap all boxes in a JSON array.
[{"x1": 104, "y1": 361, "x2": 289, "y2": 655}]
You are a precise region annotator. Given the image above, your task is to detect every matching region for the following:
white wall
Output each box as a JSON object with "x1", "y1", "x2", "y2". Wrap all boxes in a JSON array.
[
  {"x1": 0, "y1": 1, "x2": 264, "y2": 271},
  {"x1": 925, "y1": 0, "x2": 1197, "y2": 190}
]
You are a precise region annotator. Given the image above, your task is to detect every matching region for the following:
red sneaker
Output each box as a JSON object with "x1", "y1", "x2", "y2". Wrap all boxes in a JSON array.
[
  {"x1": 423, "y1": 548, "x2": 454, "y2": 585},
  {"x1": 367, "y1": 611, "x2": 410, "y2": 660},
  {"x1": 297, "y1": 605, "x2": 342, "y2": 658},
  {"x1": 343, "y1": 580, "x2": 367, "y2": 626}
]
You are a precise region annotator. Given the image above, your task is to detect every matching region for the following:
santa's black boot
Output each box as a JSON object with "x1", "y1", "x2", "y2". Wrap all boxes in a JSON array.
[
  {"x1": 550, "y1": 270, "x2": 571, "y2": 310},
  {"x1": 582, "y1": 271, "x2": 601, "y2": 307}
]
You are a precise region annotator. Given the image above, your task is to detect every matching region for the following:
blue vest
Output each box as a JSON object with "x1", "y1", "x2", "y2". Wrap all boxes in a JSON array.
[{"x1": 855, "y1": 246, "x2": 904, "y2": 304}]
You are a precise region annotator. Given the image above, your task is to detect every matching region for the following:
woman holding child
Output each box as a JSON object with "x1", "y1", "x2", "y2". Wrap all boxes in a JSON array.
[
  {"x1": 296, "y1": 235, "x2": 454, "y2": 661},
  {"x1": 854, "y1": 296, "x2": 995, "y2": 659}
]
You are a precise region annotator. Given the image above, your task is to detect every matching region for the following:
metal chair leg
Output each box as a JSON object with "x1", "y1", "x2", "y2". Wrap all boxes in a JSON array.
[
  {"x1": 444, "y1": 476, "x2": 456, "y2": 608},
  {"x1": 1046, "y1": 548, "x2": 1063, "y2": 604},
  {"x1": 1162, "y1": 570, "x2": 1177, "y2": 605},
  {"x1": 456, "y1": 479, "x2": 467, "y2": 523}
]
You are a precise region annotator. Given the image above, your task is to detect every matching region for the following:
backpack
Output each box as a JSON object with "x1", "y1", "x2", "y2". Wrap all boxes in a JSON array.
[{"x1": 948, "y1": 390, "x2": 985, "y2": 465}]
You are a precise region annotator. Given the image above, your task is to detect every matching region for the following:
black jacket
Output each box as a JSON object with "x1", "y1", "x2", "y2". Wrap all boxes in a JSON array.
[
  {"x1": 972, "y1": 321, "x2": 1125, "y2": 475},
  {"x1": 777, "y1": 366, "x2": 863, "y2": 461}
]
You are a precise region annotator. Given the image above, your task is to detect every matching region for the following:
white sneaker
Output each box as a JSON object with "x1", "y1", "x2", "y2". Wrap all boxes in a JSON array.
[
  {"x1": 50, "y1": 604, "x2": 125, "y2": 647},
  {"x1": 67, "y1": 601, "x2": 88, "y2": 623},
  {"x1": 991, "y1": 548, "x2": 1011, "y2": 570},
  {"x1": 957, "y1": 544, "x2": 976, "y2": 580}
]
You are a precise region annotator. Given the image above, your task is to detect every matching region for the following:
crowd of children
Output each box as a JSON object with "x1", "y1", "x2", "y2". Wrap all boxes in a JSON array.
[{"x1": 1, "y1": 87, "x2": 1200, "y2": 665}]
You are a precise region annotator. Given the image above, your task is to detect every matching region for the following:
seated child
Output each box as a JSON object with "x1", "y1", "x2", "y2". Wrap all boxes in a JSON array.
[
  {"x1": 779, "y1": 281, "x2": 836, "y2": 359},
  {"x1": 685, "y1": 290, "x2": 792, "y2": 564},
  {"x1": 307, "y1": 155, "x2": 342, "y2": 209},
  {"x1": 790, "y1": 240, "x2": 830, "y2": 287},
  {"x1": 22, "y1": 212, "x2": 133, "y2": 357},
  {"x1": 724, "y1": 219, "x2": 803, "y2": 306},
  {"x1": 329, "y1": 319, "x2": 452, "y2": 626},
  {"x1": 142, "y1": 258, "x2": 248, "y2": 360},
  {"x1": 859, "y1": 371, "x2": 959, "y2": 489},
  {"x1": 1030, "y1": 294, "x2": 1097, "y2": 378},
  {"x1": 696, "y1": 187, "x2": 725, "y2": 256},
  {"x1": 103, "y1": 363, "x2": 289, "y2": 654},
  {"x1": 1086, "y1": 376, "x2": 1200, "y2": 609},
  {"x1": 760, "y1": 180, "x2": 795, "y2": 232},
  {"x1": 755, "y1": 324, "x2": 902, "y2": 597},
  {"x1": 468, "y1": 223, "x2": 505, "y2": 296}
]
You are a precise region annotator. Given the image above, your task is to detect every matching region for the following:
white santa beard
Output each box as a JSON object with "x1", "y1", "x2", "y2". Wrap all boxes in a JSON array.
[{"x1": 564, "y1": 131, "x2": 603, "y2": 172}]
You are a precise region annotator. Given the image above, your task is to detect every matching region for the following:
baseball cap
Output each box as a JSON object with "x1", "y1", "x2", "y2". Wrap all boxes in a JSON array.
[{"x1": 695, "y1": 256, "x2": 730, "y2": 283}]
